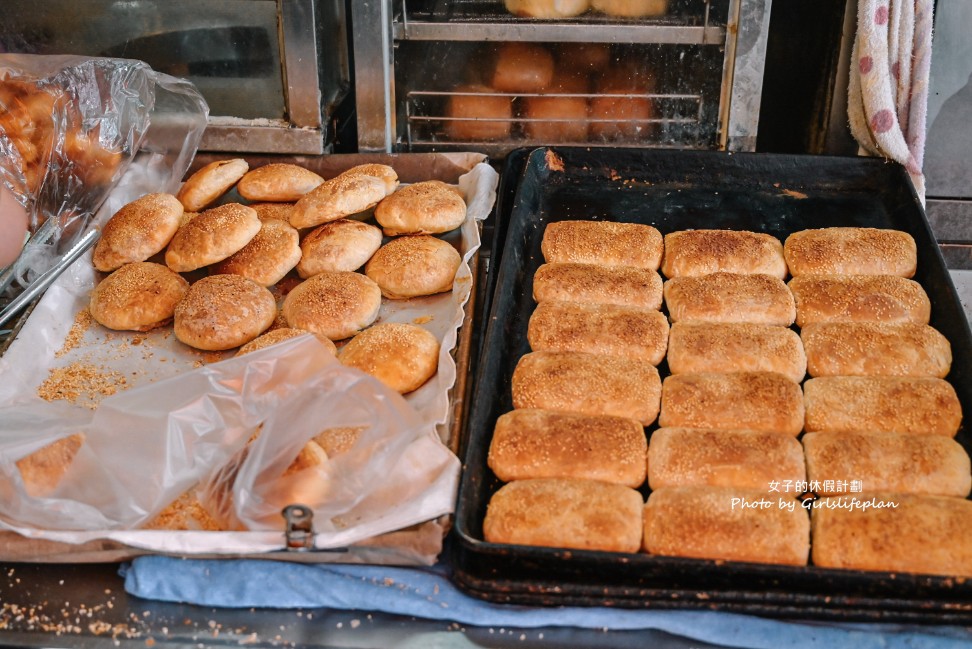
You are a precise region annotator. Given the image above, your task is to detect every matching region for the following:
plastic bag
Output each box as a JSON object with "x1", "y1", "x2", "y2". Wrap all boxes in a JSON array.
[
  {"x1": 0, "y1": 335, "x2": 436, "y2": 539},
  {"x1": 0, "y1": 54, "x2": 208, "y2": 289}
]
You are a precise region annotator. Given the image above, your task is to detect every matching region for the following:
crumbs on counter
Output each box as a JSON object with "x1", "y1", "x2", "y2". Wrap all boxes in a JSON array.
[
  {"x1": 36, "y1": 361, "x2": 128, "y2": 408},
  {"x1": 55, "y1": 309, "x2": 94, "y2": 358}
]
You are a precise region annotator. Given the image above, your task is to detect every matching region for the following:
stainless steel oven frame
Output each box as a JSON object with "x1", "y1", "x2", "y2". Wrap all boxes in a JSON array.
[{"x1": 351, "y1": 0, "x2": 772, "y2": 154}]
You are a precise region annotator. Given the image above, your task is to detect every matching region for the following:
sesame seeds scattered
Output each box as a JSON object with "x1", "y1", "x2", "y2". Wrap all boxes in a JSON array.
[
  {"x1": 36, "y1": 362, "x2": 127, "y2": 408},
  {"x1": 56, "y1": 308, "x2": 93, "y2": 358}
]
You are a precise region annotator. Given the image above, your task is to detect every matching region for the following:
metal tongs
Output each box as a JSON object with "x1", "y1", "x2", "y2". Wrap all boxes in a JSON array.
[{"x1": 0, "y1": 215, "x2": 101, "y2": 330}]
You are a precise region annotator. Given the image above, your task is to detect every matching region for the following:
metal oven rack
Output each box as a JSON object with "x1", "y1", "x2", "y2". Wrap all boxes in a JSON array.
[{"x1": 352, "y1": 0, "x2": 772, "y2": 154}]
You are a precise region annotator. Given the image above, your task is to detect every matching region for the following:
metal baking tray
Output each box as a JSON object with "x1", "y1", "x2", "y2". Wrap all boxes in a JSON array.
[
  {"x1": 451, "y1": 146, "x2": 972, "y2": 623},
  {"x1": 0, "y1": 152, "x2": 488, "y2": 564}
]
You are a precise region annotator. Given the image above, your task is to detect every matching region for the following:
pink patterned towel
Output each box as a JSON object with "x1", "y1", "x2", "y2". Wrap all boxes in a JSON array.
[{"x1": 848, "y1": 0, "x2": 934, "y2": 203}]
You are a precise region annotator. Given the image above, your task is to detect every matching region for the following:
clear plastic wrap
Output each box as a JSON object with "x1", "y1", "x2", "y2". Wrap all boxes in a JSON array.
[
  {"x1": 0, "y1": 54, "x2": 208, "y2": 290},
  {"x1": 0, "y1": 336, "x2": 431, "y2": 537}
]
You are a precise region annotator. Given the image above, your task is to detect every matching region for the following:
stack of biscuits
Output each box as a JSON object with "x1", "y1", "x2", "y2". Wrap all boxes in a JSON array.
[
  {"x1": 16, "y1": 159, "x2": 471, "y2": 530},
  {"x1": 784, "y1": 228, "x2": 971, "y2": 577},
  {"x1": 444, "y1": 42, "x2": 658, "y2": 145},
  {"x1": 483, "y1": 222, "x2": 972, "y2": 578}
]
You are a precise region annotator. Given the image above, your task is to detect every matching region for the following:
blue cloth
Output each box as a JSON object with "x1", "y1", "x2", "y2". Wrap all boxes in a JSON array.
[{"x1": 123, "y1": 556, "x2": 972, "y2": 648}]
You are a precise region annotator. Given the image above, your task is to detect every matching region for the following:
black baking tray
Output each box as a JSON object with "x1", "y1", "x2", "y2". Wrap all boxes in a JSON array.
[{"x1": 451, "y1": 146, "x2": 972, "y2": 623}]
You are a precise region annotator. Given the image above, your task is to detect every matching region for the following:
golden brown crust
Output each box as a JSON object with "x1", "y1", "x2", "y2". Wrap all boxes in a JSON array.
[
  {"x1": 374, "y1": 181, "x2": 467, "y2": 236},
  {"x1": 541, "y1": 220, "x2": 663, "y2": 270},
  {"x1": 16, "y1": 433, "x2": 85, "y2": 498},
  {"x1": 212, "y1": 219, "x2": 301, "y2": 287},
  {"x1": 336, "y1": 164, "x2": 400, "y2": 195},
  {"x1": 235, "y1": 327, "x2": 338, "y2": 357},
  {"x1": 504, "y1": 0, "x2": 589, "y2": 19},
  {"x1": 788, "y1": 274, "x2": 931, "y2": 326},
  {"x1": 89, "y1": 262, "x2": 189, "y2": 332},
  {"x1": 666, "y1": 322, "x2": 807, "y2": 384},
  {"x1": 659, "y1": 371, "x2": 805, "y2": 435},
  {"x1": 522, "y1": 74, "x2": 590, "y2": 141},
  {"x1": 810, "y1": 493, "x2": 972, "y2": 577},
  {"x1": 298, "y1": 219, "x2": 383, "y2": 278},
  {"x1": 483, "y1": 478, "x2": 644, "y2": 553},
  {"x1": 143, "y1": 489, "x2": 224, "y2": 531},
  {"x1": 663, "y1": 272, "x2": 795, "y2": 325},
  {"x1": 589, "y1": 64, "x2": 656, "y2": 142},
  {"x1": 803, "y1": 376, "x2": 962, "y2": 436},
  {"x1": 647, "y1": 428, "x2": 806, "y2": 491},
  {"x1": 282, "y1": 271, "x2": 382, "y2": 341},
  {"x1": 527, "y1": 301, "x2": 669, "y2": 365},
  {"x1": 165, "y1": 203, "x2": 261, "y2": 273},
  {"x1": 93, "y1": 193, "x2": 184, "y2": 272},
  {"x1": 176, "y1": 158, "x2": 249, "y2": 212},
  {"x1": 591, "y1": 0, "x2": 668, "y2": 16},
  {"x1": 511, "y1": 350, "x2": 661, "y2": 426},
  {"x1": 784, "y1": 227, "x2": 917, "y2": 278},
  {"x1": 445, "y1": 85, "x2": 514, "y2": 141},
  {"x1": 313, "y1": 427, "x2": 365, "y2": 457},
  {"x1": 365, "y1": 235, "x2": 462, "y2": 299},
  {"x1": 801, "y1": 322, "x2": 952, "y2": 379},
  {"x1": 249, "y1": 202, "x2": 295, "y2": 222},
  {"x1": 173, "y1": 274, "x2": 277, "y2": 351},
  {"x1": 290, "y1": 173, "x2": 387, "y2": 229},
  {"x1": 643, "y1": 486, "x2": 810, "y2": 566},
  {"x1": 533, "y1": 262, "x2": 663, "y2": 309},
  {"x1": 803, "y1": 432, "x2": 971, "y2": 498},
  {"x1": 236, "y1": 163, "x2": 325, "y2": 202},
  {"x1": 556, "y1": 43, "x2": 611, "y2": 71},
  {"x1": 491, "y1": 42, "x2": 556, "y2": 93},
  {"x1": 488, "y1": 409, "x2": 647, "y2": 487},
  {"x1": 661, "y1": 230, "x2": 786, "y2": 279},
  {"x1": 338, "y1": 323, "x2": 440, "y2": 394}
]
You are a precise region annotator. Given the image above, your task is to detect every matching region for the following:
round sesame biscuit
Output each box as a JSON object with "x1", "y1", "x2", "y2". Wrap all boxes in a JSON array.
[
  {"x1": 365, "y1": 235, "x2": 461, "y2": 299},
  {"x1": 339, "y1": 322, "x2": 440, "y2": 394},
  {"x1": 89, "y1": 262, "x2": 189, "y2": 332},
  {"x1": 374, "y1": 180, "x2": 467, "y2": 236},
  {"x1": 235, "y1": 327, "x2": 337, "y2": 357},
  {"x1": 176, "y1": 158, "x2": 249, "y2": 212},
  {"x1": 290, "y1": 173, "x2": 387, "y2": 230},
  {"x1": 297, "y1": 219, "x2": 383, "y2": 278},
  {"x1": 165, "y1": 203, "x2": 261, "y2": 273},
  {"x1": 282, "y1": 271, "x2": 382, "y2": 341},
  {"x1": 236, "y1": 163, "x2": 325, "y2": 202},
  {"x1": 213, "y1": 219, "x2": 302, "y2": 287},
  {"x1": 173, "y1": 274, "x2": 276, "y2": 351},
  {"x1": 92, "y1": 193, "x2": 184, "y2": 272}
]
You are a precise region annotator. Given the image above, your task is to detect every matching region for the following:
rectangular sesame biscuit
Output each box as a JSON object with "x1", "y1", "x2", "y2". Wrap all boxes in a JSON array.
[
  {"x1": 658, "y1": 371, "x2": 805, "y2": 436},
  {"x1": 541, "y1": 220, "x2": 663, "y2": 270},
  {"x1": 483, "y1": 478, "x2": 644, "y2": 553},
  {"x1": 527, "y1": 300, "x2": 670, "y2": 365},
  {"x1": 643, "y1": 486, "x2": 810, "y2": 566},
  {"x1": 647, "y1": 427, "x2": 806, "y2": 491},
  {"x1": 488, "y1": 409, "x2": 647, "y2": 488},
  {"x1": 811, "y1": 494, "x2": 972, "y2": 577},
  {"x1": 660, "y1": 230, "x2": 787, "y2": 279},
  {"x1": 512, "y1": 350, "x2": 662, "y2": 426},
  {"x1": 663, "y1": 273, "x2": 796, "y2": 326},
  {"x1": 802, "y1": 376, "x2": 962, "y2": 436},
  {"x1": 788, "y1": 274, "x2": 930, "y2": 326},
  {"x1": 533, "y1": 262, "x2": 663, "y2": 310},
  {"x1": 783, "y1": 227, "x2": 917, "y2": 277},
  {"x1": 666, "y1": 321, "x2": 806, "y2": 384},
  {"x1": 801, "y1": 322, "x2": 952, "y2": 379},
  {"x1": 803, "y1": 432, "x2": 971, "y2": 498}
]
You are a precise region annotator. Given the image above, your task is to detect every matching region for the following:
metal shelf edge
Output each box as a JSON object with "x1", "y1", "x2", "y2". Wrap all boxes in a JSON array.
[{"x1": 392, "y1": 21, "x2": 725, "y2": 44}]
